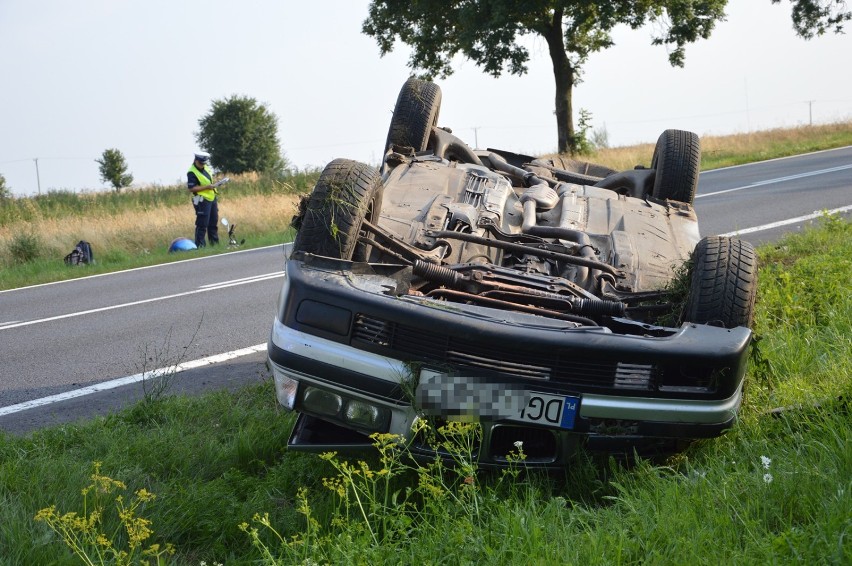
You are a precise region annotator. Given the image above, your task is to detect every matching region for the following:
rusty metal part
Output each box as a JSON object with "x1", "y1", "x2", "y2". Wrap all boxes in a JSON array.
[
  {"x1": 425, "y1": 288, "x2": 597, "y2": 325},
  {"x1": 362, "y1": 219, "x2": 435, "y2": 263},
  {"x1": 356, "y1": 235, "x2": 413, "y2": 265},
  {"x1": 425, "y1": 229, "x2": 623, "y2": 278}
]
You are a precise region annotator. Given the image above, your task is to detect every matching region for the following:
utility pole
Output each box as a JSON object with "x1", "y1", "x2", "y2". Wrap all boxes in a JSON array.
[
  {"x1": 472, "y1": 127, "x2": 480, "y2": 149},
  {"x1": 33, "y1": 158, "x2": 41, "y2": 195},
  {"x1": 807, "y1": 100, "x2": 814, "y2": 126}
]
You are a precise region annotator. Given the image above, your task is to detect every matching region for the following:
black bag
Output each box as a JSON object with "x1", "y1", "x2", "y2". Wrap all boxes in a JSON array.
[{"x1": 64, "y1": 240, "x2": 94, "y2": 266}]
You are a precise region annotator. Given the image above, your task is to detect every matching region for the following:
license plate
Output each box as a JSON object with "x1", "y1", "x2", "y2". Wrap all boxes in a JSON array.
[{"x1": 510, "y1": 392, "x2": 580, "y2": 430}]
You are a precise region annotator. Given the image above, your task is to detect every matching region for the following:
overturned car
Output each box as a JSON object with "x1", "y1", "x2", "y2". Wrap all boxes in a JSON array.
[{"x1": 268, "y1": 79, "x2": 758, "y2": 467}]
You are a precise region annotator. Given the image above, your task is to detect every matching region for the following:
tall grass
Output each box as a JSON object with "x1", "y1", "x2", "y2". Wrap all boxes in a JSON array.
[
  {"x1": 0, "y1": 170, "x2": 318, "y2": 226},
  {"x1": 0, "y1": 216, "x2": 848, "y2": 564},
  {"x1": 572, "y1": 121, "x2": 852, "y2": 172},
  {"x1": 0, "y1": 173, "x2": 311, "y2": 289}
]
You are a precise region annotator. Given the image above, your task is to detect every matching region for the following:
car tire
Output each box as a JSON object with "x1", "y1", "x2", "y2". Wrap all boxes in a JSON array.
[
  {"x1": 682, "y1": 236, "x2": 758, "y2": 329},
  {"x1": 385, "y1": 78, "x2": 442, "y2": 153},
  {"x1": 292, "y1": 159, "x2": 383, "y2": 261},
  {"x1": 651, "y1": 129, "x2": 700, "y2": 204}
]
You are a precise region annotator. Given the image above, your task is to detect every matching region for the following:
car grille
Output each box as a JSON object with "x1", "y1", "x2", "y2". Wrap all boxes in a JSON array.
[{"x1": 352, "y1": 314, "x2": 660, "y2": 390}]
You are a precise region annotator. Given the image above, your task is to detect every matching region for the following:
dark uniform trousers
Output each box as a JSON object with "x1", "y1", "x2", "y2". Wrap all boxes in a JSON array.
[{"x1": 194, "y1": 196, "x2": 219, "y2": 247}]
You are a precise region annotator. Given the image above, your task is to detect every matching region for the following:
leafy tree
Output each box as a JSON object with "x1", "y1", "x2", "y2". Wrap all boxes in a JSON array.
[
  {"x1": 96, "y1": 148, "x2": 133, "y2": 191},
  {"x1": 196, "y1": 96, "x2": 286, "y2": 175},
  {"x1": 0, "y1": 173, "x2": 11, "y2": 199},
  {"x1": 363, "y1": 0, "x2": 851, "y2": 154}
]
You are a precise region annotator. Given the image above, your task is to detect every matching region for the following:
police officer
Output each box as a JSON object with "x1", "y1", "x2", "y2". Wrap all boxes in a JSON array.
[{"x1": 187, "y1": 151, "x2": 219, "y2": 247}]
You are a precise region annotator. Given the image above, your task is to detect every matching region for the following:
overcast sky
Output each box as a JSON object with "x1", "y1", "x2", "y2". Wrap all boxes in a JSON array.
[{"x1": 1, "y1": 0, "x2": 850, "y2": 196}]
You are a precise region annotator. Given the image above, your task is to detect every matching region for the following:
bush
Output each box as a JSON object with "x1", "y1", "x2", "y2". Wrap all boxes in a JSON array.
[
  {"x1": 8, "y1": 232, "x2": 42, "y2": 264},
  {"x1": 0, "y1": 173, "x2": 11, "y2": 199}
]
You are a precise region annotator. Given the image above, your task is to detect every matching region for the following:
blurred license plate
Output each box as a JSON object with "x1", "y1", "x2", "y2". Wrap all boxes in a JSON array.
[{"x1": 510, "y1": 392, "x2": 579, "y2": 430}]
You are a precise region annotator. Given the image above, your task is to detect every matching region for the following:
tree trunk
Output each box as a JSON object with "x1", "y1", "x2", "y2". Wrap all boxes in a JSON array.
[{"x1": 542, "y1": 10, "x2": 576, "y2": 154}]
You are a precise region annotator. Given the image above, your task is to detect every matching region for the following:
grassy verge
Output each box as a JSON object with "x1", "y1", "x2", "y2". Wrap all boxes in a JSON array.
[
  {"x1": 2, "y1": 122, "x2": 851, "y2": 291},
  {"x1": 0, "y1": 229, "x2": 295, "y2": 291},
  {"x1": 0, "y1": 172, "x2": 314, "y2": 291},
  {"x1": 563, "y1": 121, "x2": 852, "y2": 174},
  {"x1": 0, "y1": 216, "x2": 848, "y2": 564}
]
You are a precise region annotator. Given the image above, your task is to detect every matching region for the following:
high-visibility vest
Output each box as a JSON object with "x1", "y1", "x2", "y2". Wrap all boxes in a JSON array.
[{"x1": 188, "y1": 164, "x2": 216, "y2": 201}]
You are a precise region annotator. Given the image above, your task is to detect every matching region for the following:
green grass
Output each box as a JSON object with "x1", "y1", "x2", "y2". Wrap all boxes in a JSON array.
[
  {"x1": 0, "y1": 216, "x2": 849, "y2": 564},
  {"x1": 0, "y1": 229, "x2": 295, "y2": 291},
  {"x1": 700, "y1": 124, "x2": 852, "y2": 171}
]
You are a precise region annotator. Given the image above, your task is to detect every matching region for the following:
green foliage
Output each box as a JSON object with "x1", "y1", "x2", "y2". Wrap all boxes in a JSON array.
[
  {"x1": 96, "y1": 148, "x2": 134, "y2": 191},
  {"x1": 8, "y1": 232, "x2": 42, "y2": 264},
  {"x1": 34, "y1": 462, "x2": 174, "y2": 565},
  {"x1": 1, "y1": 383, "x2": 311, "y2": 563},
  {"x1": 748, "y1": 213, "x2": 851, "y2": 406},
  {"x1": 774, "y1": 0, "x2": 852, "y2": 38},
  {"x1": 0, "y1": 173, "x2": 11, "y2": 199},
  {"x1": 364, "y1": 0, "x2": 850, "y2": 154},
  {"x1": 196, "y1": 95, "x2": 287, "y2": 176},
  {"x1": 571, "y1": 108, "x2": 597, "y2": 155}
]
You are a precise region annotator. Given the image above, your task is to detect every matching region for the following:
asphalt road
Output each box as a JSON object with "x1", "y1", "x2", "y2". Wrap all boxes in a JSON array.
[
  {"x1": 694, "y1": 146, "x2": 852, "y2": 243},
  {"x1": 2, "y1": 147, "x2": 850, "y2": 435}
]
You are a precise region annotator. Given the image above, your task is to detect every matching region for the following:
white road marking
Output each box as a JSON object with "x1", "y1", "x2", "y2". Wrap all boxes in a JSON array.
[
  {"x1": 0, "y1": 343, "x2": 267, "y2": 417},
  {"x1": 199, "y1": 273, "x2": 284, "y2": 289},
  {"x1": 0, "y1": 272, "x2": 284, "y2": 331},
  {"x1": 719, "y1": 205, "x2": 852, "y2": 236},
  {"x1": 696, "y1": 164, "x2": 852, "y2": 199}
]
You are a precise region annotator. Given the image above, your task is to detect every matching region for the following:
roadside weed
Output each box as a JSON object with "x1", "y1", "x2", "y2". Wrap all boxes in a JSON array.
[
  {"x1": 34, "y1": 462, "x2": 174, "y2": 565},
  {"x1": 134, "y1": 319, "x2": 203, "y2": 404},
  {"x1": 242, "y1": 421, "x2": 535, "y2": 563}
]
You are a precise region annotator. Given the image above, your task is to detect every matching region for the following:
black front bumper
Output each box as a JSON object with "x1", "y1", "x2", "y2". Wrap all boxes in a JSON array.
[
  {"x1": 275, "y1": 257, "x2": 752, "y2": 402},
  {"x1": 269, "y1": 257, "x2": 752, "y2": 466}
]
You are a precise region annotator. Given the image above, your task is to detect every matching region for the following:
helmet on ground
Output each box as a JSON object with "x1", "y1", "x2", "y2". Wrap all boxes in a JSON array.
[{"x1": 169, "y1": 237, "x2": 197, "y2": 253}]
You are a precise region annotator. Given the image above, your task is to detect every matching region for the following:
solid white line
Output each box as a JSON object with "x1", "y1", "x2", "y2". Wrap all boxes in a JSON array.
[
  {"x1": 0, "y1": 343, "x2": 267, "y2": 417},
  {"x1": 696, "y1": 163, "x2": 852, "y2": 199},
  {"x1": 719, "y1": 205, "x2": 852, "y2": 237},
  {"x1": 0, "y1": 272, "x2": 283, "y2": 331},
  {"x1": 199, "y1": 272, "x2": 283, "y2": 289}
]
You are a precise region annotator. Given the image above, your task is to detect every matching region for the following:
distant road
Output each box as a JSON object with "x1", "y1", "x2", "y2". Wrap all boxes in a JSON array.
[{"x1": 1, "y1": 147, "x2": 850, "y2": 434}]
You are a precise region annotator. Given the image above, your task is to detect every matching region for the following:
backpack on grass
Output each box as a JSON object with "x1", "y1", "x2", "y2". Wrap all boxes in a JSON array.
[{"x1": 64, "y1": 240, "x2": 94, "y2": 266}]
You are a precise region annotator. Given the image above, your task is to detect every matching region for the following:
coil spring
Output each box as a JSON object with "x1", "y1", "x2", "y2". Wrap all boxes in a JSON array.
[{"x1": 413, "y1": 260, "x2": 461, "y2": 287}]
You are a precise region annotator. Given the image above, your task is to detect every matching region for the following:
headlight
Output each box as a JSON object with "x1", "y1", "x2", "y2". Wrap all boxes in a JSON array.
[
  {"x1": 299, "y1": 386, "x2": 390, "y2": 433},
  {"x1": 302, "y1": 387, "x2": 344, "y2": 416},
  {"x1": 344, "y1": 399, "x2": 389, "y2": 431}
]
